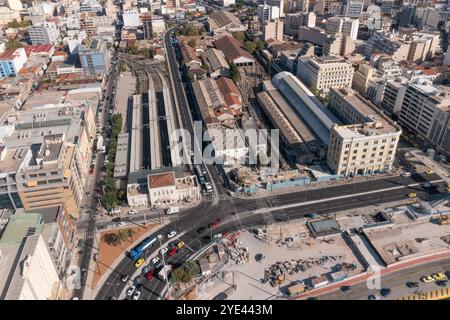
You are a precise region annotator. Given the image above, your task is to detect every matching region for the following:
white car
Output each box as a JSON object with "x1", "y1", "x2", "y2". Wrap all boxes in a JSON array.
[
  {"x1": 151, "y1": 257, "x2": 160, "y2": 265},
  {"x1": 117, "y1": 221, "x2": 126, "y2": 227},
  {"x1": 128, "y1": 209, "x2": 137, "y2": 215},
  {"x1": 160, "y1": 247, "x2": 168, "y2": 255},
  {"x1": 401, "y1": 171, "x2": 412, "y2": 177},
  {"x1": 126, "y1": 285, "x2": 136, "y2": 296},
  {"x1": 167, "y1": 231, "x2": 177, "y2": 239},
  {"x1": 132, "y1": 291, "x2": 141, "y2": 300}
]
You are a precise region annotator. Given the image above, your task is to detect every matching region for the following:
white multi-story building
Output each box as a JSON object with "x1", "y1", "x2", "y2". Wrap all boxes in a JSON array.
[
  {"x1": 296, "y1": 55, "x2": 355, "y2": 94},
  {"x1": 0, "y1": 47, "x2": 27, "y2": 78},
  {"x1": 325, "y1": 17, "x2": 359, "y2": 41},
  {"x1": 0, "y1": 6, "x2": 21, "y2": 25},
  {"x1": 263, "y1": 19, "x2": 284, "y2": 42},
  {"x1": 343, "y1": 1, "x2": 364, "y2": 18},
  {"x1": 29, "y1": 22, "x2": 60, "y2": 45},
  {"x1": 123, "y1": 8, "x2": 140, "y2": 28},
  {"x1": 365, "y1": 31, "x2": 440, "y2": 64},
  {"x1": 380, "y1": 77, "x2": 408, "y2": 117},
  {"x1": 327, "y1": 87, "x2": 402, "y2": 176},
  {"x1": 257, "y1": 4, "x2": 280, "y2": 24},
  {"x1": 6, "y1": 0, "x2": 23, "y2": 11},
  {"x1": 444, "y1": 45, "x2": 450, "y2": 67},
  {"x1": 219, "y1": 0, "x2": 235, "y2": 6},
  {"x1": 380, "y1": 0, "x2": 394, "y2": 15},
  {"x1": 284, "y1": 11, "x2": 316, "y2": 36},
  {"x1": 399, "y1": 83, "x2": 450, "y2": 153},
  {"x1": 264, "y1": 0, "x2": 285, "y2": 17},
  {"x1": 0, "y1": 214, "x2": 61, "y2": 300}
]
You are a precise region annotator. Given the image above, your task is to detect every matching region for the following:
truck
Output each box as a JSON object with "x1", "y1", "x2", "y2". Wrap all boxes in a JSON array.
[
  {"x1": 158, "y1": 264, "x2": 173, "y2": 281},
  {"x1": 97, "y1": 136, "x2": 104, "y2": 152},
  {"x1": 165, "y1": 207, "x2": 180, "y2": 215}
]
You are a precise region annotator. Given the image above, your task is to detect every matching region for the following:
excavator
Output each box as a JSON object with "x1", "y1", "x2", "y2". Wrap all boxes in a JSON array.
[{"x1": 436, "y1": 213, "x2": 449, "y2": 225}]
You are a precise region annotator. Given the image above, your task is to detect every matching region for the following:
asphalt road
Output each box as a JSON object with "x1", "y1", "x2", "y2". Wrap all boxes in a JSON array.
[
  {"x1": 319, "y1": 258, "x2": 450, "y2": 300},
  {"x1": 74, "y1": 50, "x2": 119, "y2": 299},
  {"x1": 94, "y1": 172, "x2": 444, "y2": 300}
]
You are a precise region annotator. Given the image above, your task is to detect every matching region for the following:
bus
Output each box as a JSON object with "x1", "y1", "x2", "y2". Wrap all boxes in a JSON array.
[{"x1": 129, "y1": 236, "x2": 157, "y2": 260}]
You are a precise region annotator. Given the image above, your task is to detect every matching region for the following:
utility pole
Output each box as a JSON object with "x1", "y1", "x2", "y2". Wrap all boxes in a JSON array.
[{"x1": 158, "y1": 236, "x2": 170, "y2": 299}]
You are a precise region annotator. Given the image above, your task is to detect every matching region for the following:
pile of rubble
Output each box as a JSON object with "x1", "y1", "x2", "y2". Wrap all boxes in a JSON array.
[
  {"x1": 262, "y1": 255, "x2": 348, "y2": 287},
  {"x1": 227, "y1": 237, "x2": 250, "y2": 265}
]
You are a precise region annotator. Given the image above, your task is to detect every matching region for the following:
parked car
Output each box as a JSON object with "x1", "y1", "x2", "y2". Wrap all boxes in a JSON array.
[
  {"x1": 421, "y1": 275, "x2": 435, "y2": 283},
  {"x1": 132, "y1": 291, "x2": 141, "y2": 300},
  {"x1": 407, "y1": 192, "x2": 417, "y2": 198},
  {"x1": 117, "y1": 221, "x2": 126, "y2": 227},
  {"x1": 340, "y1": 285, "x2": 351, "y2": 292},
  {"x1": 160, "y1": 247, "x2": 168, "y2": 255},
  {"x1": 380, "y1": 288, "x2": 391, "y2": 297},
  {"x1": 134, "y1": 257, "x2": 145, "y2": 268},
  {"x1": 128, "y1": 209, "x2": 137, "y2": 215},
  {"x1": 126, "y1": 286, "x2": 136, "y2": 296},
  {"x1": 177, "y1": 241, "x2": 185, "y2": 249},
  {"x1": 436, "y1": 280, "x2": 448, "y2": 287},
  {"x1": 142, "y1": 265, "x2": 150, "y2": 274},
  {"x1": 167, "y1": 230, "x2": 177, "y2": 239},
  {"x1": 432, "y1": 273, "x2": 446, "y2": 281},
  {"x1": 168, "y1": 247, "x2": 177, "y2": 256},
  {"x1": 121, "y1": 275, "x2": 129, "y2": 283},
  {"x1": 406, "y1": 282, "x2": 419, "y2": 288},
  {"x1": 151, "y1": 257, "x2": 160, "y2": 265},
  {"x1": 145, "y1": 270, "x2": 154, "y2": 280},
  {"x1": 401, "y1": 171, "x2": 412, "y2": 177}
]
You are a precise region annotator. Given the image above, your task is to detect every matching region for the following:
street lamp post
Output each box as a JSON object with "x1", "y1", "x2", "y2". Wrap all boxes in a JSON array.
[{"x1": 157, "y1": 237, "x2": 170, "y2": 299}]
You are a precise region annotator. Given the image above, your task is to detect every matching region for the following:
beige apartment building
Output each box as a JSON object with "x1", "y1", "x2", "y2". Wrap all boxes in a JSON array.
[
  {"x1": 352, "y1": 63, "x2": 378, "y2": 96},
  {"x1": 326, "y1": 88, "x2": 402, "y2": 176},
  {"x1": 16, "y1": 134, "x2": 85, "y2": 219},
  {"x1": 323, "y1": 33, "x2": 355, "y2": 57},
  {"x1": 263, "y1": 19, "x2": 284, "y2": 42},
  {"x1": 296, "y1": 55, "x2": 355, "y2": 94}
]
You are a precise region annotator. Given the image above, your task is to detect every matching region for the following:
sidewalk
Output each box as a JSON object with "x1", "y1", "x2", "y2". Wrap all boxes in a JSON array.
[{"x1": 292, "y1": 250, "x2": 450, "y2": 300}]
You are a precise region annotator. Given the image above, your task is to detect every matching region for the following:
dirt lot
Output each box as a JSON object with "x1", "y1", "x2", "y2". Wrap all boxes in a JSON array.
[{"x1": 198, "y1": 229, "x2": 363, "y2": 300}]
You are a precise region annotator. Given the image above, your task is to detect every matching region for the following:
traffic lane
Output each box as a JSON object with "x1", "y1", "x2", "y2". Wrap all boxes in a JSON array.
[
  {"x1": 140, "y1": 233, "x2": 211, "y2": 300},
  {"x1": 98, "y1": 180, "x2": 442, "y2": 299},
  {"x1": 232, "y1": 173, "x2": 441, "y2": 211},
  {"x1": 320, "y1": 258, "x2": 450, "y2": 300}
]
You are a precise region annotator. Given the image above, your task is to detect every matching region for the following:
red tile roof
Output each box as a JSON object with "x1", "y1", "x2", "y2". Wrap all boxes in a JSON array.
[
  {"x1": 25, "y1": 44, "x2": 53, "y2": 55},
  {"x1": 216, "y1": 77, "x2": 240, "y2": 96},
  {"x1": 213, "y1": 35, "x2": 254, "y2": 63},
  {"x1": 148, "y1": 172, "x2": 175, "y2": 189},
  {"x1": 0, "y1": 49, "x2": 19, "y2": 60}
]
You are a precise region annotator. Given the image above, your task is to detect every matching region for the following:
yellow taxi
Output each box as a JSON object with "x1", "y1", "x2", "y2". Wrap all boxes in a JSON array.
[
  {"x1": 134, "y1": 257, "x2": 145, "y2": 268},
  {"x1": 420, "y1": 275, "x2": 435, "y2": 283},
  {"x1": 407, "y1": 192, "x2": 417, "y2": 198},
  {"x1": 177, "y1": 241, "x2": 185, "y2": 249},
  {"x1": 425, "y1": 169, "x2": 434, "y2": 175},
  {"x1": 432, "y1": 273, "x2": 446, "y2": 281}
]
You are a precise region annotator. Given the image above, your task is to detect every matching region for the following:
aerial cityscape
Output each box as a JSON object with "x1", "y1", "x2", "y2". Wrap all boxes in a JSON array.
[{"x1": 0, "y1": 0, "x2": 449, "y2": 303}]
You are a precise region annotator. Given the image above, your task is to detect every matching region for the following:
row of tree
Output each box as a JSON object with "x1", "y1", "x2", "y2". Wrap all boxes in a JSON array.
[{"x1": 104, "y1": 113, "x2": 123, "y2": 209}]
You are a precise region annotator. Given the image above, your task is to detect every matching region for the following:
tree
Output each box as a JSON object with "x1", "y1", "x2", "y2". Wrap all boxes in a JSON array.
[
  {"x1": 5, "y1": 39, "x2": 23, "y2": 49},
  {"x1": 229, "y1": 62, "x2": 241, "y2": 82},
  {"x1": 232, "y1": 31, "x2": 245, "y2": 43},
  {"x1": 187, "y1": 38, "x2": 197, "y2": 49},
  {"x1": 244, "y1": 41, "x2": 257, "y2": 54},
  {"x1": 255, "y1": 40, "x2": 265, "y2": 52},
  {"x1": 184, "y1": 261, "x2": 200, "y2": 276}
]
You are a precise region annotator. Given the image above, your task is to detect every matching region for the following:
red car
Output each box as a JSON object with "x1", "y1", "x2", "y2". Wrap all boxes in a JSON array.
[
  {"x1": 168, "y1": 247, "x2": 177, "y2": 257},
  {"x1": 145, "y1": 270, "x2": 154, "y2": 280}
]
